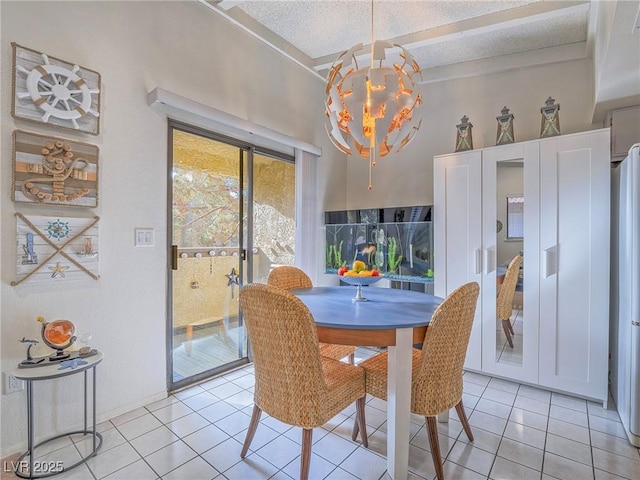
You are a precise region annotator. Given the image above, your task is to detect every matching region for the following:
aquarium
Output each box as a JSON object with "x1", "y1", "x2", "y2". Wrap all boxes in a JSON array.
[{"x1": 325, "y1": 206, "x2": 434, "y2": 284}]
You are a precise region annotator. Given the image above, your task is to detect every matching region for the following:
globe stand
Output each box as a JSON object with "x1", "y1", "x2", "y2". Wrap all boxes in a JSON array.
[{"x1": 48, "y1": 346, "x2": 74, "y2": 361}]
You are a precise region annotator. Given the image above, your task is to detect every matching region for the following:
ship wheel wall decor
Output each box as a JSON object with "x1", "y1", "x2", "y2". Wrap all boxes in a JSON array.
[
  {"x1": 11, "y1": 43, "x2": 101, "y2": 135},
  {"x1": 12, "y1": 130, "x2": 99, "y2": 208}
]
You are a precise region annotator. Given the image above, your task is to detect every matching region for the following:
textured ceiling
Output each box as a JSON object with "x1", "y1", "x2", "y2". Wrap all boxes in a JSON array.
[{"x1": 209, "y1": 0, "x2": 593, "y2": 81}]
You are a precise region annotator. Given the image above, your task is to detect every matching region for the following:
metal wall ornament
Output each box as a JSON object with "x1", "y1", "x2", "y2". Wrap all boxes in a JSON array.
[
  {"x1": 12, "y1": 130, "x2": 99, "y2": 208},
  {"x1": 455, "y1": 115, "x2": 474, "y2": 152},
  {"x1": 11, "y1": 43, "x2": 101, "y2": 135},
  {"x1": 540, "y1": 96, "x2": 561, "y2": 138},
  {"x1": 495, "y1": 106, "x2": 515, "y2": 145}
]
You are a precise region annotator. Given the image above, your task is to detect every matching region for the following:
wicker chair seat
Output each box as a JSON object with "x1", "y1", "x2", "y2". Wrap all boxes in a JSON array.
[
  {"x1": 360, "y1": 348, "x2": 422, "y2": 402},
  {"x1": 319, "y1": 343, "x2": 357, "y2": 363}
]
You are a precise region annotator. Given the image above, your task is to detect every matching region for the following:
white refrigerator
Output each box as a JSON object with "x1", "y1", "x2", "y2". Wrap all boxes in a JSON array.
[{"x1": 611, "y1": 143, "x2": 640, "y2": 447}]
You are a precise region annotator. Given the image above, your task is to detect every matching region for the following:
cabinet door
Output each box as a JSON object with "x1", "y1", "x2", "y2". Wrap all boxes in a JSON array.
[
  {"x1": 481, "y1": 143, "x2": 540, "y2": 384},
  {"x1": 539, "y1": 129, "x2": 610, "y2": 401},
  {"x1": 434, "y1": 150, "x2": 483, "y2": 371}
]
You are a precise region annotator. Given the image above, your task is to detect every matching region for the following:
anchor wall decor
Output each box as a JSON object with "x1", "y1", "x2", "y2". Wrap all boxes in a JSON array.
[
  {"x1": 12, "y1": 130, "x2": 99, "y2": 208},
  {"x1": 12, "y1": 213, "x2": 100, "y2": 287}
]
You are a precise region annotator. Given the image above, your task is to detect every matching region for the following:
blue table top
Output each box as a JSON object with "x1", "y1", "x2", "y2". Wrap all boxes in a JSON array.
[{"x1": 292, "y1": 286, "x2": 443, "y2": 330}]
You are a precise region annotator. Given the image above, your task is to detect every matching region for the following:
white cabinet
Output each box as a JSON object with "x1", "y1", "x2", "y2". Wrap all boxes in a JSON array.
[
  {"x1": 433, "y1": 150, "x2": 483, "y2": 371},
  {"x1": 434, "y1": 129, "x2": 610, "y2": 402},
  {"x1": 538, "y1": 130, "x2": 610, "y2": 400}
]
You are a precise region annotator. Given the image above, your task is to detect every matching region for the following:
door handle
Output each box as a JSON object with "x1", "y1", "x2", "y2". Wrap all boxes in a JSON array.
[
  {"x1": 475, "y1": 249, "x2": 482, "y2": 274},
  {"x1": 484, "y1": 249, "x2": 490, "y2": 275},
  {"x1": 171, "y1": 245, "x2": 178, "y2": 270}
]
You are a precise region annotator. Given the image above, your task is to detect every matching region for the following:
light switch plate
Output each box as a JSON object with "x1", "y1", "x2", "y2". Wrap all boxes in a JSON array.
[{"x1": 134, "y1": 228, "x2": 154, "y2": 247}]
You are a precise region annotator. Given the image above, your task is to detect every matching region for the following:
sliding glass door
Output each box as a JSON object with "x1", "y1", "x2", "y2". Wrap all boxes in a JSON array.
[{"x1": 168, "y1": 121, "x2": 295, "y2": 390}]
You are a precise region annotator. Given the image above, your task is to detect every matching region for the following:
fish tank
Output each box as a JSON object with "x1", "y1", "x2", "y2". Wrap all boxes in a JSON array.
[{"x1": 325, "y1": 206, "x2": 434, "y2": 287}]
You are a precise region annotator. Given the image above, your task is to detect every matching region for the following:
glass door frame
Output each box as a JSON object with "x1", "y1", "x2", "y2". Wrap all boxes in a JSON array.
[{"x1": 166, "y1": 120, "x2": 294, "y2": 392}]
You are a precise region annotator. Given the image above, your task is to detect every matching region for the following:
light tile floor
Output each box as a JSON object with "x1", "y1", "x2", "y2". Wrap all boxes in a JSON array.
[{"x1": 4, "y1": 347, "x2": 640, "y2": 480}]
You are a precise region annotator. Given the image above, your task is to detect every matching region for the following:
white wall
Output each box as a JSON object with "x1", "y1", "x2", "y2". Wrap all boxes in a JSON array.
[
  {"x1": 0, "y1": 1, "x2": 338, "y2": 455},
  {"x1": 345, "y1": 58, "x2": 599, "y2": 209}
]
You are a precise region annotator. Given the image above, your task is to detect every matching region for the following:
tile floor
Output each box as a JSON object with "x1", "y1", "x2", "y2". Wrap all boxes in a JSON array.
[{"x1": 4, "y1": 347, "x2": 640, "y2": 480}]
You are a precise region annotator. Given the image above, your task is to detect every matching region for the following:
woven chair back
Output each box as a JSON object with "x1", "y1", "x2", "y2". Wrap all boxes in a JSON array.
[
  {"x1": 497, "y1": 255, "x2": 523, "y2": 320},
  {"x1": 239, "y1": 283, "x2": 326, "y2": 428},
  {"x1": 413, "y1": 282, "x2": 480, "y2": 415},
  {"x1": 267, "y1": 266, "x2": 312, "y2": 290}
]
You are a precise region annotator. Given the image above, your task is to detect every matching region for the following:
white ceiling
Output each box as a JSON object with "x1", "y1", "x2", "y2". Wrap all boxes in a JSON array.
[{"x1": 203, "y1": 0, "x2": 640, "y2": 121}]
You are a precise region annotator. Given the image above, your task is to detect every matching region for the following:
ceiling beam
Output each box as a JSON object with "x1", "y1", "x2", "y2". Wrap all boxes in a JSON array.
[
  {"x1": 419, "y1": 42, "x2": 587, "y2": 85},
  {"x1": 314, "y1": 1, "x2": 590, "y2": 71},
  {"x1": 201, "y1": 0, "x2": 324, "y2": 81}
]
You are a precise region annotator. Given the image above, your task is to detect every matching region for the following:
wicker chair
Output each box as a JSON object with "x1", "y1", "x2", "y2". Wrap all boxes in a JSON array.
[
  {"x1": 353, "y1": 282, "x2": 480, "y2": 480},
  {"x1": 238, "y1": 283, "x2": 368, "y2": 480},
  {"x1": 267, "y1": 266, "x2": 356, "y2": 364},
  {"x1": 497, "y1": 255, "x2": 523, "y2": 348}
]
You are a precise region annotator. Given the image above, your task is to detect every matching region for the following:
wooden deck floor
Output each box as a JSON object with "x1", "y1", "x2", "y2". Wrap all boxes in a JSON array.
[{"x1": 172, "y1": 318, "x2": 247, "y2": 381}]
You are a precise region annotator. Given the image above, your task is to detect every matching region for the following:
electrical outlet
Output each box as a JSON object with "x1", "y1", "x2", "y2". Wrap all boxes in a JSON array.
[{"x1": 3, "y1": 372, "x2": 24, "y2": 394}]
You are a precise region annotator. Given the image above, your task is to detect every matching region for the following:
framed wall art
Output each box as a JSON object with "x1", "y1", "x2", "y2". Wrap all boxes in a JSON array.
[
  {"x1": 12, "y1": 213, "x2": 100, "y2": 287},
  {"x1": 12, "y1": 130, "x2": 99, "y2": 208},
  {"x1": 11, "y1": 43, "x2": 101, "y2": 135}
]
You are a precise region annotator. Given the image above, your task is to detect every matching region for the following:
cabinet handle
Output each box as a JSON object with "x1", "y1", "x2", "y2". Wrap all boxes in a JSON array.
[
  {"x1": 544, "y1": 247, "x2": 556, "y2": 278},
  {"x1": 483, "y1": 249, "x2": 494, "y2": 275},
  {"x1": 475, "y1": 249, "x2": 483, "y2": 274}
]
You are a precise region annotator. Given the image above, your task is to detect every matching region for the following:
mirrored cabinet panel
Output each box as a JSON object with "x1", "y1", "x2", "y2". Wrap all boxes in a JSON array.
[
  {"x1": 495, "y1": 161, "x2": 524, "y2": 366},
  {"x1": 481, "y1": 142, "x2": 539, "y2": 384}
]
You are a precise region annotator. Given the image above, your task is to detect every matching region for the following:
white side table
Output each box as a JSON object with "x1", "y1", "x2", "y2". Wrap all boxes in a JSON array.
[{"x1": 12, "y1": 351, "x2": 104, "y2": 479}]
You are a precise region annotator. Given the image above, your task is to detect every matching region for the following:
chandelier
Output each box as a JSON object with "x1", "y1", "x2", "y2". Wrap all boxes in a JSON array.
[{"x1": 324, "y1": 3, "x2": 423, "y2": 189}]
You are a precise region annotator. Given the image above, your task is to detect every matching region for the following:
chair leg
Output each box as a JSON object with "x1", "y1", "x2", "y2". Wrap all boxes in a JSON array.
[
  {"x1": 301, "y1": 428, "x2": 313, "y2": 480},
  {"x1": 241, "y1": 404, "x2": 262, "y2": 458},
  {"x1": 455, "y1": 400, "x2": 474, "y2": 442},
  {"x1": 501, "y1": 318, "x2": 513, "y2": 348},
  {"x1": 352, "y1": 396, "x2": 368, "y2": 447},
  {"x1": 426, "y1": 417, "x2": 444, "y2": 480},
  {"x1": 352, "y1": 415, "x2": 359, "y2": 441}
]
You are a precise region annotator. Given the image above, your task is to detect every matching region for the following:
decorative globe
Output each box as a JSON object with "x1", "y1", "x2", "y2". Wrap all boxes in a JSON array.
[{"x1": 37, "y1": 317, "x2": 76, "y2": 352}]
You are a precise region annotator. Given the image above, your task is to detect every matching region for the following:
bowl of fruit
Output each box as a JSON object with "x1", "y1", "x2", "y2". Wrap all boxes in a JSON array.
[{"x1": 337, "y1": 261, "x2": 383, "y2": 301}]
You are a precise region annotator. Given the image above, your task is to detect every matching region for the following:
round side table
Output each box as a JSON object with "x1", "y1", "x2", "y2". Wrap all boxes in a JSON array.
[{"x1": 12, "y1": 351, "x2": 104, "y2": 479}]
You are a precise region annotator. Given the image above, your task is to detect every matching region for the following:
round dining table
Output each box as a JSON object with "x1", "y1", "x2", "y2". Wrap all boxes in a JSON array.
[{"x1": 292, "y1": 285, "x2": 443, "y2": 480}]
